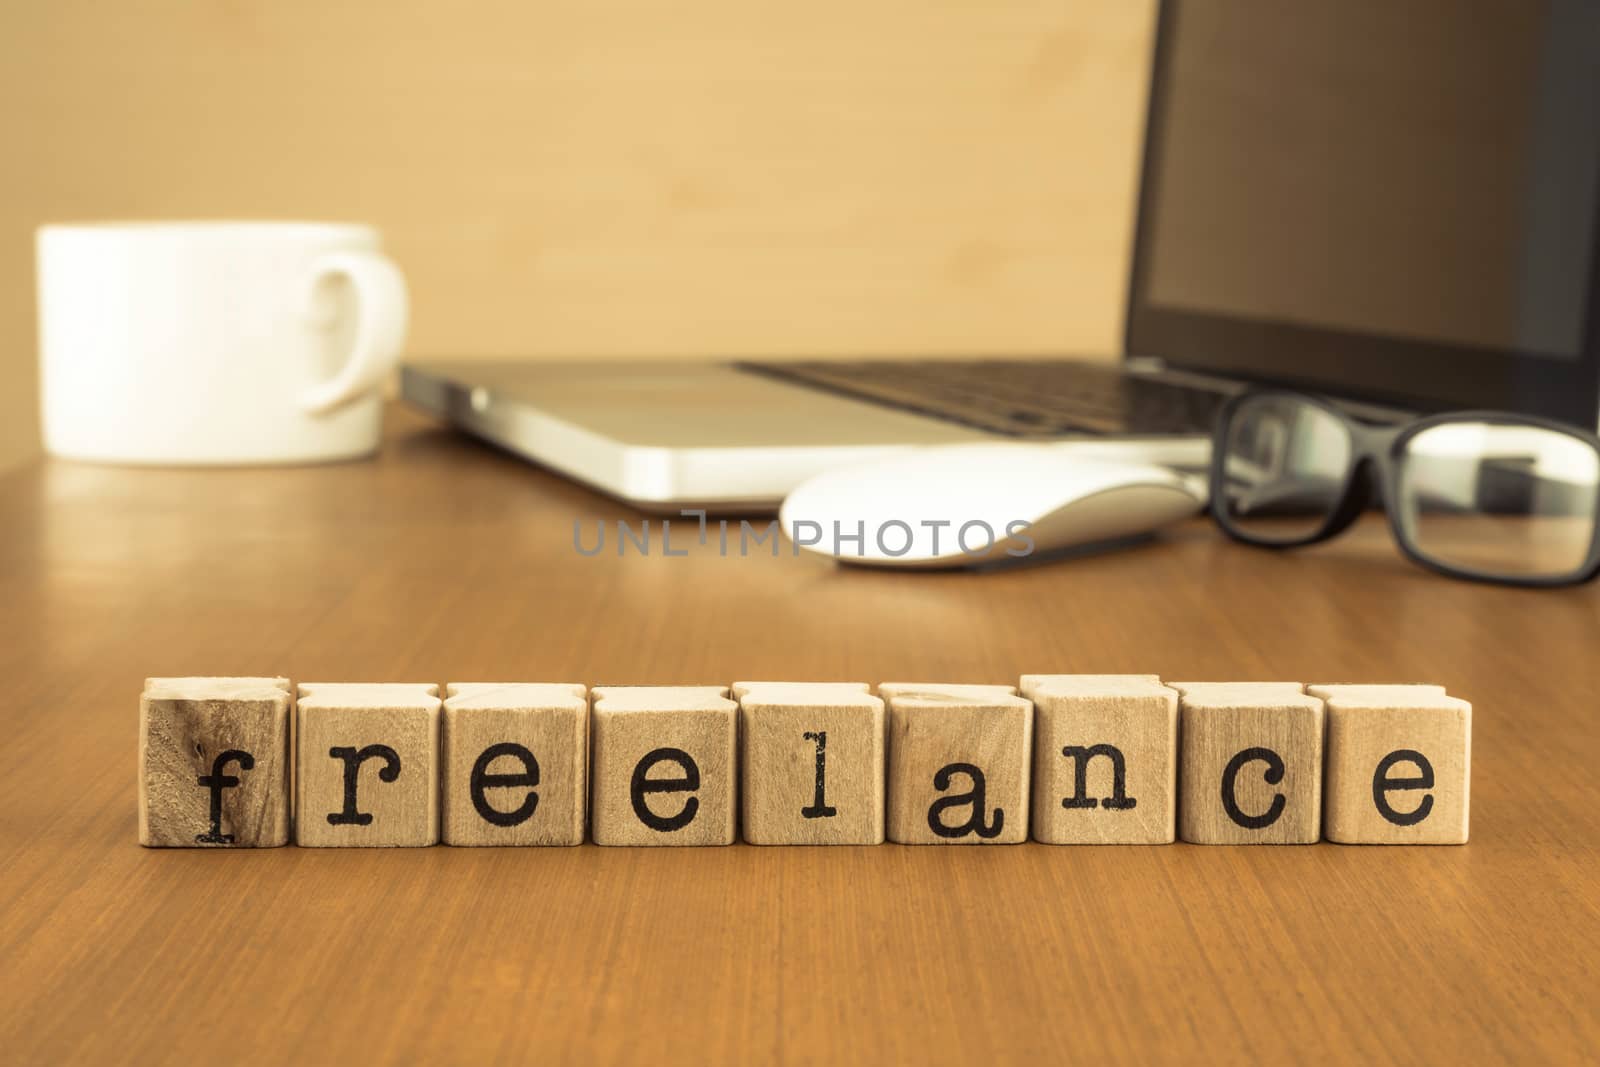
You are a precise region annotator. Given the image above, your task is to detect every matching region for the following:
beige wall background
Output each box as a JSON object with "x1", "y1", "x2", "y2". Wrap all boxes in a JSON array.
[{"x1": 0, "y1": 1, "x2": 1156, "y2": 472}]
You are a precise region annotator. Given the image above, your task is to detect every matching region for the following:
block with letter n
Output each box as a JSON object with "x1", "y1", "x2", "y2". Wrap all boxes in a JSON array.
[{"x1": 1021, "y1": 674, "x2": 1177, "y2": 844}]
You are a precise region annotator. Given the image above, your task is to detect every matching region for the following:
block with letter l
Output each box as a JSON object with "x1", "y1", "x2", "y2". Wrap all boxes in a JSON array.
[
  {"x1": 590, "y1": 686, "x2": 737, "y2": 846},
  {"x1": 735, "y1": 682, "x2": 884, "y2": 845},
  {"x1": 1172, "y1": 682, "x2": 1324, "y2": 844},
  {"x1": 139, "y1": 676, "x2": 292, "y2": 847},
  {"x1": 296, "y1": 683, "x2": 441, "y2": 847},
  {"x1": 1309, "y1": 683, "x2": 1470, "y2": 844},
  {"x1": 1021, "y1": 674, "x2": 1177, "y2": 844}
]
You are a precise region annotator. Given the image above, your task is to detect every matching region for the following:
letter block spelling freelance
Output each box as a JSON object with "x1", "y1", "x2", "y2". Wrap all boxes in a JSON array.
[{"x1": 138, "y1": 677, "x2": 1470, "y2": 847}]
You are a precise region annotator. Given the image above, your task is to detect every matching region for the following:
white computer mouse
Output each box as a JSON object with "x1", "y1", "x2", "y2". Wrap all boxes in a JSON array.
[{"x1": 779, "y1": 443, "x2": 1208, "y2": 569}]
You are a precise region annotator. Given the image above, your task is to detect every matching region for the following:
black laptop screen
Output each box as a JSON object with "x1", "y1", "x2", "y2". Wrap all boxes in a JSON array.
[{"x1": 1126, "y1": 0, "x2": 1600, "y2": 421}]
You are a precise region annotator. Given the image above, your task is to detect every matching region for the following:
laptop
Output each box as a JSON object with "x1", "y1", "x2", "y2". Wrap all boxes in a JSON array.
[{"x1": 404, "y1": 0, "x2": 1600, "y2": 512}]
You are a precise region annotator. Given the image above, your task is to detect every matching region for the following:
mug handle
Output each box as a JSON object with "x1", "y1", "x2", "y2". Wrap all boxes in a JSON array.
[{"x1": 298, "y1": 249, "x2": 410, "y2": 414}]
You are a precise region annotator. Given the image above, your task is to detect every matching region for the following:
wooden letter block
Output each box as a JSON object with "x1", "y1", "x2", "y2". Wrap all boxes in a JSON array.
[
  {"x1": 735, "y1": 681, "x2": 885, "y2": 845},
  {"x1": 882, "y1": 683, "x2": 1032, "y2": 845},
  {"x1": 590, "y1": 686, "x2": 737, "y2": 846},
  {"x1": 1021, "y1": 674, "x2": 1177, "y2": 844},
  {"x1": 1173, "y1": 682, "x2": 1324, "y2": 844},
  {"x1": 296, "y1": 683, "x2": 441, "y2": 847},
  {"x1": 441, "y1": 683, "x2": 589, "y2": 846},
  {"x1": 139, "y1": 677, "x2": 292, "y2": 847},
  {"x1": 1309, "y1": 684, "x2": 1470, "y2": 844}
]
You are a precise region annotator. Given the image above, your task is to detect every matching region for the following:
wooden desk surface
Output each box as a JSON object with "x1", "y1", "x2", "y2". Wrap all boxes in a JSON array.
[{"x1": 2, "y1": 406, "x2": 1597, "y2": 1065}]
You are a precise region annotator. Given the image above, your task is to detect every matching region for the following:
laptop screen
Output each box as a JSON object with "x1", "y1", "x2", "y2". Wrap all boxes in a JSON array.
[{"x1": 1126, "y1": 0, "x2": 1600, "y2": 422}]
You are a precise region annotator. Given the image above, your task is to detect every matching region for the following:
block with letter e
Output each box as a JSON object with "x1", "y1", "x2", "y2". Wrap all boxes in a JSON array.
[
  {"x1": 296, "y1": 683, "x2": 441, "y2": 847},
  {"x1": 1021, "y1": 674, "x2": 1177, "y2": 844},
  {"x1": 1309, "y1": 684, "x2": 1470, "y2": 844},
  {"x1": 735, "y1": 681, "x2": 885, "y2": 845},
  {"x1": 441, "y1": 683, "x2": 589, "y2": 846},
  {"x1": 590, "y1": 686, "x2": 737, "y2": 846},
  {"x1": 139, "y1": 676, "x2": 292, "y2": 847},
  {"x1": 1172, "y1": 682, "x2": 1324, "y2": 844},
  {"x1": 882, "y1": 683, "x2": 1032, "y2": 845}
]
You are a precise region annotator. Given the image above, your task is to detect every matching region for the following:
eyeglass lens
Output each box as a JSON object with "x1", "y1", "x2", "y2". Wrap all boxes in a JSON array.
[
  {"x1": 1398, "y1": 423, "x2": 1600, "y2": 579},
  {"x1": 1218, "y1": 396, "x2": 1353, "y2": 542}
]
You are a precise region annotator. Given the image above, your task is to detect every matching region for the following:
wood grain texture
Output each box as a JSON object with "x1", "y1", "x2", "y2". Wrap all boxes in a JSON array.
[
  {"x1": 1309, "y1": 683, "x2": 1471, "y2": 844},
  {"x1": 735, "y1": 681, "x2": 884, "y2": 845},
  {"x1": 138, "y1": 677, "x2": 292, "y2": 847},
  {"x1": 881, "y1": 683, "x2": 1033, "y2": 845},
  {"x1": 295, "y1": 682, "x2": 441, "y2": 847},
  {"x1": 2, "y1": 407, "x2": 1599, "y2": 1064},
  {"x1": 1021, "y1": 674, "x2": 1177, "y2": 844},
  {"x1": 590, "y1": 685, "x2": 737, "y2": 846},
  {"x1": 1172, "y1": 682, "x2": 1325, "y2": 845},
  {"x1": 440, "y1": 682, "x2": 589, "y2": 846}
]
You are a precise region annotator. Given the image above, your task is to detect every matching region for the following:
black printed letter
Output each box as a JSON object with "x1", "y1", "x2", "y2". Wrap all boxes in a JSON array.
[
  {"x1": 1372, "y1": 749, "x2": 1434, "y2": 826},
  {"x1": 1060, "y1": 744, "x2": 1137, "y2": 811},
  {"x1": 196, "y1": 749, "x2": 255, "y2": 844},
  {"x1": 630, "y1": 747, "x2": 700, "y2": 831},
  {"x1": 927, "y1": 762, "x2": 1004, "y2": 839},
  {"x1": 327, "y1": 744, "x2": 402, "y2": 826},
  {"x1": 1220, "y1": 746, "x2": 1286, "y2": 829},
  {"x1": 800, "y1": 731, "x2": 838, "y2": 819},
  {"x1": 470, "y1": 742, "x2": 541, "y2": 827}
]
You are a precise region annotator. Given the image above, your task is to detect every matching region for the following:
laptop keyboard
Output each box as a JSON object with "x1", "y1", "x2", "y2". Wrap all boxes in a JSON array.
[{"x1": 738, "y1": 359, "x2": 1228, "y2": 437}]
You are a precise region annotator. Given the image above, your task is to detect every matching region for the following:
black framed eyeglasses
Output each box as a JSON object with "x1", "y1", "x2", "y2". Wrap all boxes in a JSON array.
[{"x1": 1209, "y1": 391, "x2": 1600, "y2": 587}]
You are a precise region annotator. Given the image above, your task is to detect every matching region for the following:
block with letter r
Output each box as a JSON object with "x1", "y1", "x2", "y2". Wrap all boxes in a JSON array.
[{"x1": 296, "y1": 683, "x2": 441, "y2": 847}]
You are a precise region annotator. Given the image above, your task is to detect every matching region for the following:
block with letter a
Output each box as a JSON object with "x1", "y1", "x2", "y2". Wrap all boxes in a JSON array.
[{"x1": 881, "y1": 683, "x2": 1032, "y2": 845}]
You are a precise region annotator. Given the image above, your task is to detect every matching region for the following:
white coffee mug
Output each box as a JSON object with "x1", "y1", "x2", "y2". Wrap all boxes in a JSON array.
[{"x1": 37, "y1": 221, "x2": 409, "y2": 464}]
